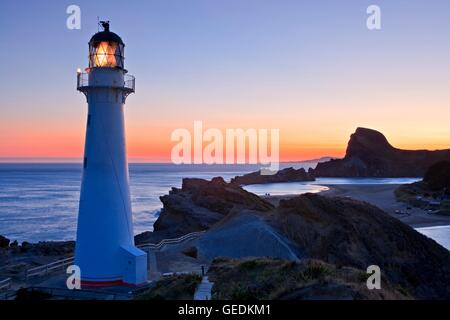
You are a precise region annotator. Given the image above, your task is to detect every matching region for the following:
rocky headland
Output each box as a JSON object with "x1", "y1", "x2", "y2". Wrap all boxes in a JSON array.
[{"x1": 314, "y1": 127, "x2": 450, "y2": 177}]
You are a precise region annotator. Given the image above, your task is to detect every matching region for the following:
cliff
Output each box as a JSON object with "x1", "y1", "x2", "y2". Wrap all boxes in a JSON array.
[{"x1": 314, "y1": 127, "x2": 450, "y2": 177}]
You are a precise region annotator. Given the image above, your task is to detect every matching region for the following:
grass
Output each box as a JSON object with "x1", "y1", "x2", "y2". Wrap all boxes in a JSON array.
[
  {"x1": 135, "y1": 273, "x2": 202, "y2": 300},
  {"x1": 208, "y1": 258, "x2": 335, "y2": 300},
  {"x1": 302, "y1": 260, "x2": 332, "y2": 280},
  {"x1": 207, "y1": 257, "x2": 409, "y2": 300}
]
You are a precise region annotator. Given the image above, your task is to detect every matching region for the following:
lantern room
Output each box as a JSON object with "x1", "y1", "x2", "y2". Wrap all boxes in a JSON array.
[{"x1": 89, "y1": 21, "x2": 125, "y2": 69}]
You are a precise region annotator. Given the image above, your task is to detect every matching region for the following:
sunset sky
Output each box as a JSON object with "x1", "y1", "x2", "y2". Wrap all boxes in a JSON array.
[{"x1": 1, "y1": 0, "x2": 449, "y2": 162}]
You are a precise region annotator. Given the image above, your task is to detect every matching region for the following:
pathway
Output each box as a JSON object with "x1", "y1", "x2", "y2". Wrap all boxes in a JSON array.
[{"x1": 193, "y1": 276, "x2": 213, "y2": 300}]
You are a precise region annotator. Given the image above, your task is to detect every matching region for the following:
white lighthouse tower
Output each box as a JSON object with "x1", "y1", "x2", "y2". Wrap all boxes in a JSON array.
[{"x1": 75, "y1": 22, "x2": 147, "y2": 286}]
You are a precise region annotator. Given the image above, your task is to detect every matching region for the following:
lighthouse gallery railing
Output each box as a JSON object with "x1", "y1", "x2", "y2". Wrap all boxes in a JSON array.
[{"x1": 77, "y1": 72, "x2": 135, "y2": 92}]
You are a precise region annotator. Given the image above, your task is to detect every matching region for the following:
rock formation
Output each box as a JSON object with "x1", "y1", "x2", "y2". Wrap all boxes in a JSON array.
[
  {"x1": 231, "y1": 167, "x2": 314, "y2": 185},
  {"x1": 0, "y1": 235, "x2": 10, "y2": 248},
  {"x1": 314, "y1": 127, "x2": 450, "y2": 177},
  {"x1": 152, "y1": 177, "x2": 273, "y2": 238}
]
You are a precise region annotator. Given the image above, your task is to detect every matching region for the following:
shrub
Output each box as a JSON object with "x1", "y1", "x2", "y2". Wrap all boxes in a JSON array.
[
  {"x1": 302, "y1": 261, "x2": 332, "y2": 280},
  {"x1": 135, "y1": 274, "x2": 202, "y2": 300}
]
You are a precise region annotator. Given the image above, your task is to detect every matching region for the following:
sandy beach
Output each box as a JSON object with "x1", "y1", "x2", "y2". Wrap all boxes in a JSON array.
[{"x1": 264, "y1": 184, "x2": 450, "y2": 228}]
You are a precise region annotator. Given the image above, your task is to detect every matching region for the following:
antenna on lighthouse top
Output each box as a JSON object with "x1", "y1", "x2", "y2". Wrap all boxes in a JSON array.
[{"x1": 100, "y1": 20, "x2": 110, "y2": 32}]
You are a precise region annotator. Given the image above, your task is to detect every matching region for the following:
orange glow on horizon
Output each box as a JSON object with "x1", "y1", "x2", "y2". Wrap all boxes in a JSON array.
[{"x1": 1, "y1": 124, "x2": 449, "y2": 163}]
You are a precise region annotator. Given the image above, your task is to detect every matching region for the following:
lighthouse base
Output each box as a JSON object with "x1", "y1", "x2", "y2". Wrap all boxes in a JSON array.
[{"x1": 79, "y1": 246, "x2": 148, "y2": 288}]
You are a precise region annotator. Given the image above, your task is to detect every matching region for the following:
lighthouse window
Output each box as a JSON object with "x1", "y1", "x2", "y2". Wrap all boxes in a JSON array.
[
  {"x1": 87, "y1": 115, "x2": 91, "y2": 127},
  {"x1": 89, "y1": 41, "x2": 124, "y2": 69},
  {"x1": 83, "y1": 157, "x2": 88, "y2": 169}
]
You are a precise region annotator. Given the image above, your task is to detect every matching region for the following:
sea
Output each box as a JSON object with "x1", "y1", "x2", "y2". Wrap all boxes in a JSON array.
[{"x1": 0, "y1": 163, "x2": 448, "y2": 251}]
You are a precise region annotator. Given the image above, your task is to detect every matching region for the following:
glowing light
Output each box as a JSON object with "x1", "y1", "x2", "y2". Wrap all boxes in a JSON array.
[
  {"x1": 77, "y1": 68, "x2": 81, "y2": 74},
  {"x1": 95, "y1": 41, "x2": 117, "y2": 67}
]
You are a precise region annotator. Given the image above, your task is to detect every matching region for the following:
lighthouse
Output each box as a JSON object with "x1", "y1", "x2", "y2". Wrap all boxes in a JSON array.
[{"x1": 75, "y1": 22, "x2": 147, "y2": 286}]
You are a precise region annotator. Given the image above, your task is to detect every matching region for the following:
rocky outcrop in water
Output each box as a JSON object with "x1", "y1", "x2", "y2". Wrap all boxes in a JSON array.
[
  {"x1": 0, "y1": 235, "x2": 10, "y2": 248},
  {"x1": 314, "y1": 127, "x2": 450, "y2": 177},
  {"x1": 231, "y1": 167, "x2": 314, "y2": 185}
]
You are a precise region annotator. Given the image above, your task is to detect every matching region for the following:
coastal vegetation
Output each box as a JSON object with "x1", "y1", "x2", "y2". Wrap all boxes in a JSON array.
[
  {"x1": 208, "y1": 257, "x2": 408, "y2": 300},
  {"x1": 135, "y1": 274, "x2": 202, "y2": 300}
]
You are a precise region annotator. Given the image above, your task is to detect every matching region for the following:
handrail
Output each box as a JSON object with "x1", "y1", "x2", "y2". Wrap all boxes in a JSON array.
[
  {"x1": 27, "y1": 257, "x2": 74, "y2": 273},
  {"x1": 25, "y1": 257, "x2": 74, "y2": 280},
  {"x1": 0, "y1": 278, "x2": 11, "y2": 291},
  {"x1": 23, "y1": 231, "x2": 205, "y2": 280},
  {"x1": 77, "y1": 72, "x2": 135, "y2": 92},
  {"x1": 138, "y1": 231, "x2": 206, "y2": 251}
]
